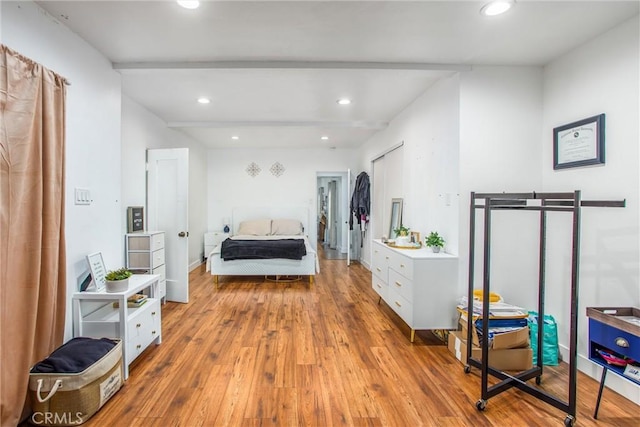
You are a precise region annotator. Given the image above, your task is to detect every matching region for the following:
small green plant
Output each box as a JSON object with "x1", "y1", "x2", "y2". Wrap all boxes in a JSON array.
[
  {"x1": 105, "y1": 268, "x2": 132, "y2": 281},
  {"x1": 425, "y1": 231, "x2": 445, "y2": 248},
  {"x1": 393, "y1": 225, "x2": 410, "y2": 236}
]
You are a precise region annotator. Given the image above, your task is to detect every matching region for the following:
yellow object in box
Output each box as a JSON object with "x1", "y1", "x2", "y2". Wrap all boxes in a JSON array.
[
  {"x1": 473, "y1": 289, "x2": 503, "y2": 302},
  {"x1": 448, "y1": 331, "x2": 533, "y2": 371}
]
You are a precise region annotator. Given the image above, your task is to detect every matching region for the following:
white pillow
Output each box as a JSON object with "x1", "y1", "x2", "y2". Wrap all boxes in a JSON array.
[
  {"x1": 236, "y1": 219, "x2": 271, "y2": 236},
  {"x1": 271, "y1": 218, "x2": 303, "y2": 236}
]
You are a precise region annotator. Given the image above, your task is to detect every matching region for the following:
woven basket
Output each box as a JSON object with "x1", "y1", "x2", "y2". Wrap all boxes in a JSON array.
[{"x1": 28, "y1": 340, "x2": 123, "y2": 426}]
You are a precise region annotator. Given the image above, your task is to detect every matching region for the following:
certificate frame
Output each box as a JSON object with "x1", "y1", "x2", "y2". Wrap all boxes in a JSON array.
[{"x1": 553, "y1": 114, "x2": 605, "y2": 170}]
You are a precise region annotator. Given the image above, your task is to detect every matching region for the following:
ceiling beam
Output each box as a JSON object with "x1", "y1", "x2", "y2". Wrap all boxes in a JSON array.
[
  {"x1": 113, "y1": 60, "x2": 471, "y2": 72},
  {"x1": 167, "y1": 120, "x2": 388, "y2": 130}
]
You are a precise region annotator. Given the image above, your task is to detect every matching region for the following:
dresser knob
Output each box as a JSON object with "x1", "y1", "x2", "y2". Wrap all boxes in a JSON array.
[
  {"x1": 395, "y1": 281, "x2": 402, "y2": 287},
  {"x1": 152, "y1": 330, "x2": 156, "y2": 335},
  {"x1": 136, "y1": 344, "x2": 141, "y2": 349},
  {"x1": 136, "y1": 323, "x2": 141, "y2": 328},
  {"x1": 615, "y1": 337, "x2": 629, "y2": 348},
  {"x1": 395, "y1": 301, "x2": 402, "y2": 308},
  {"x1": 400, "y1": 263, "x2": 405, "y2": 268},
  {"x1": 152, "y1": 311, "x2": 156, "y2": 315}
]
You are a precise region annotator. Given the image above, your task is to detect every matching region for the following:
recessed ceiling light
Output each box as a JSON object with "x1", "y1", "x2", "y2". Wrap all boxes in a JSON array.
[
  {"x1": 480, "y1": 1, "x2": 514, "y2": 17},
  {"x1": 197, "y1": 97, "x2": 210, "y2": 104},
  {"x1": 231, "y1": 136, "x2": 239, "y2": 140},
  {"x1": 337, "y1": 98, "x2": 351, "y2": 105},
  {"x1": 321, "y1": 136, "x2": 329, "y2": 140},
  {"x1": 177, "y1": 1, "x2": 200, "y2": 9}
]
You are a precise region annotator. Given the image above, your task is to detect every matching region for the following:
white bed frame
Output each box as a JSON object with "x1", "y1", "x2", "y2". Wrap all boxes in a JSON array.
[{"x1": 209, "y1": 206, "x2": 317, "y2": 287}]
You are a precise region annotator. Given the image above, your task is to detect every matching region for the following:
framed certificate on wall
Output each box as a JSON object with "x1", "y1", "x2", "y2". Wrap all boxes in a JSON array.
[
  {"x1": 553, "y1": 114, "x2": 605, "y2": 170},
  {"x1": 127, "y1": 206, "x2": 144, "y2": 233}
]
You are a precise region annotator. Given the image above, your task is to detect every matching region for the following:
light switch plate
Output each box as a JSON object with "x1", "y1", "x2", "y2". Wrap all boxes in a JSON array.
[{"x1": 75, "y1": 188, "x2": 91, "y2": 205}]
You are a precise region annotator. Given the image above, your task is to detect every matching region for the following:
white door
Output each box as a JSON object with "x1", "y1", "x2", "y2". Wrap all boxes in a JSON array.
[{"x1": 147, "y1": 148, "x2": 189, "y2": 303}]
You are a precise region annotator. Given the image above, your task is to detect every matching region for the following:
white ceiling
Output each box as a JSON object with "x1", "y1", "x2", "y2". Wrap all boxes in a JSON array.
[{"x1": 36, "y1": 1, "x2": 639, "y2": 149}]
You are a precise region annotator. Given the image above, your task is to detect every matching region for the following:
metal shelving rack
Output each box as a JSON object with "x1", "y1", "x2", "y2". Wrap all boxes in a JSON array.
[{"x1": 464, "y1": 191, "x2": 625, "y2": 427}]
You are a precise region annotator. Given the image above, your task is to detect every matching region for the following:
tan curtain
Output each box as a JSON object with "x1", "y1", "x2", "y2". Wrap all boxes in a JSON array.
[{"x1": 0, "y1": 45, "x2": 67, "y2": 426}]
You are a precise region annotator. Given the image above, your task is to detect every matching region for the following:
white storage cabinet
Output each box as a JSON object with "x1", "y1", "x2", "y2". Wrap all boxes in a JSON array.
[
  {"x1": 125, "y1": 231, "x2": 166, "y2": 301},
  {"x1": 371, "y1": 239, "x2": 459, "y2": 342}
]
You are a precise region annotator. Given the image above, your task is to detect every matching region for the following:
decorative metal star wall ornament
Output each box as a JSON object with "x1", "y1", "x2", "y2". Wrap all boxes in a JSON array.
[
  {"x1": 246, "y1": 162, "x2": 261, "y2": 177},
  {"x1": 270, "y1": 162, "x2": 285, "y2": 177}
]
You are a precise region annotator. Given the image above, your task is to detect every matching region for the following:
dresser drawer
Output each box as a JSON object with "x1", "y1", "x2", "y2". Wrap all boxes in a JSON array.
[
  {"x1": 152, "y1": 264, "x2": 166, "y2": 281},
  {"x1": 388, "y1": 251, "x2": 413, "y2": 280},
  {"x1": 387, "y1": 287, "x2": 412, "y2": 325},
  {"x1": 152, "y1": 248, "x2": 165, "y2": 269},
  {"x1": 388, "y1": 268, "x2": 413, "y2": 302},
  {"x1": 127, "y1": 233, "x2": 164, "y2": 251},
  {"x1": 589, "y1": 319, "x2": 640, "y2": 361},
  {"x1": 371, "y1": 245, "x2": 390, "y2": 281},
  {"x1": 372, "y1": 274, "x2": 388, "y2": 300}
]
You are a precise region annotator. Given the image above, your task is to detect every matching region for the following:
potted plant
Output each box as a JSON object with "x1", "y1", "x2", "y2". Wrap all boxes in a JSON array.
[
  {"x1": 105, "y1": 267, "x2": 132, "y2": 293},
  {"x1": 393, "y1": 225, "x2": 411, "y2": 245},
  {"x1": 425, "y1": 231, "x2": 445, "y2": 253}
]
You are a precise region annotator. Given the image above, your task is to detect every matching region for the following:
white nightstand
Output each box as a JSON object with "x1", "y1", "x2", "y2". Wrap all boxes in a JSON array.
[{"x1": 204, "y1": 231, "x2": 230, "y2": 259}]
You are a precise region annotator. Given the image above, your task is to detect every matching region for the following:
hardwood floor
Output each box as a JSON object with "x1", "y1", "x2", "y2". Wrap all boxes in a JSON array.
[{"x1": 82, "y1": 250, "x2": 638, "y2": 426}]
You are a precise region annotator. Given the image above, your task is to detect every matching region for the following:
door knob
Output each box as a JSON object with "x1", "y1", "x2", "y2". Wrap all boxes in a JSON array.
[{"x1": 178, "y1": 231, "x2": 189, "y2": 237}]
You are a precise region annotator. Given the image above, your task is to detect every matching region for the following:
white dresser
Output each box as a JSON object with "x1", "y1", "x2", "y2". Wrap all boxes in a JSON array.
[
  {"x1": 204, "y1": 231, "x2": 230, "y2": 259},
  {"x1": 371, "y1": 239, "x2": 459, "y2": 342},
  {"x1": 72, "y1": 274, "x2": 161, "y2": 379},
  {"x1": 125, "y1": 231, "x2": 166, "y2": 301}
]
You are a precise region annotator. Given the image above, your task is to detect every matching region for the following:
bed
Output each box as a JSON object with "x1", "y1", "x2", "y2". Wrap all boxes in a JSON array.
[{"x1": 205, "y1": 207, "x2": 319, "y2": 287}]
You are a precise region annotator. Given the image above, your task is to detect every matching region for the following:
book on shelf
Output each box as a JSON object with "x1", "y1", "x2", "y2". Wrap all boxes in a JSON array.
[{"x1": 113, "y1": 294, "x2": 148, "y2": 308}]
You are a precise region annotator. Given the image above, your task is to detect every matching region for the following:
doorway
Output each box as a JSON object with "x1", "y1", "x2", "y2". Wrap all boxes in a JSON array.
[{"x1": 316, "y1": 172, "x2": 349, "y2": 261}]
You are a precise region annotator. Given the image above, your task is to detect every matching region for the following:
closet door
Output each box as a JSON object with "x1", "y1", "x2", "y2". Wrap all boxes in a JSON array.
[
  {"x1": 372, "y1": 156, "x2": 386, "y2": 240},
  {"x1": 372, "y1": 144, "x2": 404, "y2": 240}
]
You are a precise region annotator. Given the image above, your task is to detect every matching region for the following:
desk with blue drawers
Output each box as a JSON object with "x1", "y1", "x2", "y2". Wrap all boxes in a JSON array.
[{"x1": 586, "y1": 307, "x2": 640, "y2": 419}]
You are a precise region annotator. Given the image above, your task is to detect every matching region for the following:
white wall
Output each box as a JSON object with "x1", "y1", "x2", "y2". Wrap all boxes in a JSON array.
[
  {"x1": 542, "y1": 16, "x2": 639, "y2": 403},
  {"x1": 208, "y1": 148, "x2": 358, "y2": 245},
  {"x1": 458, "y1": 66, "x2": 544, "y2": 308},
  {"x1": 121, "y1": 96, "x2": 208, "y2": 269},
  {"x1": 2, "y1": 1, "x2": 123, "y2": 340},
  {"x1": 358, "y1": 74, "x2": 461, "y2": 268}
]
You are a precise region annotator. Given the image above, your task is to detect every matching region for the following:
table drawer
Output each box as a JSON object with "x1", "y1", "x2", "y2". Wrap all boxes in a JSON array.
[{"x1": 589, "y1": 319, "x2": 640, "y2": 361}]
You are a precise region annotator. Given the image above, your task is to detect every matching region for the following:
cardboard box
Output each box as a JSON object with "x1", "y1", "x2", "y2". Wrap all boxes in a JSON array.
[
  {"x1": 459, "y1": 318, "x2": 530, "y2": 349},
  {"x1": 448, "y1": 331, "x2": 533, "y2": 371}
]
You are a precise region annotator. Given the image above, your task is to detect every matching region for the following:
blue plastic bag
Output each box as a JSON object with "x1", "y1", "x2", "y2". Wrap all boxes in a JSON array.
[{"x1": 528, "y1": 311, "x2": 559, "y2": 366}]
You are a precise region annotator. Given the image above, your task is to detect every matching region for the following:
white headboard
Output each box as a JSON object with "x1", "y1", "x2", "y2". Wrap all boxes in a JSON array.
[{"x1": 231, "y1": 206, "x2": 310, "y2": 235}]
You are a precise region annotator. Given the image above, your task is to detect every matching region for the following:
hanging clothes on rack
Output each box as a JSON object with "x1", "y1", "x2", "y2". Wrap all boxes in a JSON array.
[{"x1": 349, "y1": 172, "x2": 370, "y2": 246}]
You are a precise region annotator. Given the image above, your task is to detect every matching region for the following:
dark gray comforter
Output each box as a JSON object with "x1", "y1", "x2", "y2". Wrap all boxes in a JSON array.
[{"x1": 221, "y1": 238, "x2": 307, "y2": 261}]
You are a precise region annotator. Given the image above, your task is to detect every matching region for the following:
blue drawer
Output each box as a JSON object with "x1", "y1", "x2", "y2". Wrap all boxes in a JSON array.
[{"x1": 589, "y1": 318, "x2": 640, "y2": 361}]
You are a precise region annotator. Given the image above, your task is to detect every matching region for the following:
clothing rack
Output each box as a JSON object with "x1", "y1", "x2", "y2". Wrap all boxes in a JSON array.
[{"x1": 465, "y1": 191, "x2": 625, "y2": 427}]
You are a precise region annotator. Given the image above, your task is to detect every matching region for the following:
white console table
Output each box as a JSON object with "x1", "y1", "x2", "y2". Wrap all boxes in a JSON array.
[{"x1": 72, "y1": 274, "x2": 162, "y2": 379}]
